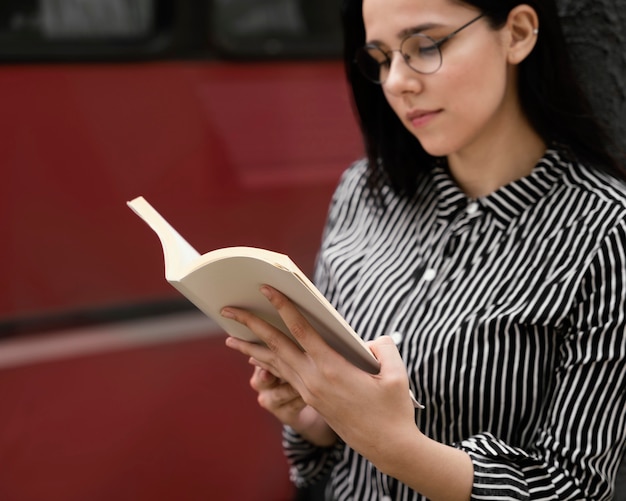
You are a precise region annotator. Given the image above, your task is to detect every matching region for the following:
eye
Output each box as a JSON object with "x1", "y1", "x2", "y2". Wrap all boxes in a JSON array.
[
  {"x1": 354, "y1": 44, "x2": 391, "y2": 82},
  {"x1": 365, "y1": 45, "x2": 391, "y2": 67},
  {"x1": 419, "y1": 44, "x2": 439, "y2": 56},
  {"x1": 403, "y1": 34, "x2": 440, "y2": 60}
]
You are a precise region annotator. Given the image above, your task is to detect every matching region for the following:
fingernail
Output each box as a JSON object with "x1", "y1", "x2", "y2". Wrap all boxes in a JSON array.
[
  {"x1": 260, "y1": 286, "x2": 272, "y2": 299},
  {"x1": 221, "y1": 308, "x2": 235, "y2": 319}
]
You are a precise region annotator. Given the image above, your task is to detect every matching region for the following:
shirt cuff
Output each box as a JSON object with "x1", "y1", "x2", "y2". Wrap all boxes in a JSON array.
[{"x1": 282, "y1": 425, "x2": 344, "y2": 489}]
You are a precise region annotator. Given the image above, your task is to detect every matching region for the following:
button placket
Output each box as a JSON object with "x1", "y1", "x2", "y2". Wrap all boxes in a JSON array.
[
  {"x1": 465, "y1": 201, "x2": 480, "y2": 215},
  {"x1": 423, "y1": 267, "x2": 437, "y2": 282},
  {"x1": 390, "y1": 331, "x2": 404, "y2": 345},
  {"x1": 383, "y1": 263, "x2": 430, "y2": 344},
  {"x1": 440, "y1": 199, "x2": 481, "y2": 261}
]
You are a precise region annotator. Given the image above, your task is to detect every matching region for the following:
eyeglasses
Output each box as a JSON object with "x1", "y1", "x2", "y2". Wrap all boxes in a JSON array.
[{"x1": 355, "y1": 14, "x2": 484, "y2": 84}]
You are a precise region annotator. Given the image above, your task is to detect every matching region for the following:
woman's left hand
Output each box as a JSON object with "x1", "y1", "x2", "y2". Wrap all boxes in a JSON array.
[{"x1": 221, "y1": 285, "x2": 419, "y2": 462}]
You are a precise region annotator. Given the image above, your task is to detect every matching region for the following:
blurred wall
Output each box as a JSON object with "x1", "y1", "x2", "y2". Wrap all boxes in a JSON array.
[{"x1": 558, "y1": 0, "x2": 626, "y2": 157}]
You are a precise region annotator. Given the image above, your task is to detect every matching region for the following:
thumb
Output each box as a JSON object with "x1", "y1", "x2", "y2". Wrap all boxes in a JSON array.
[
  {"x1": 369, "y1": 336, "x2": 423, "y2": 409},
  {"x1": 368, "y1": 335, "x2": 406, "y2": 373}
]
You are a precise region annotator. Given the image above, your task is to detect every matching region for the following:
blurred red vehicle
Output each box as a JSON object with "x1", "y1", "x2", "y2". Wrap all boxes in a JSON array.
[
  {"x1": 0, "y1": 2, "x2": 361, "y2": 500},
  {"x1": 0, "y1": 0, "x2": 362, "y2": 330}
]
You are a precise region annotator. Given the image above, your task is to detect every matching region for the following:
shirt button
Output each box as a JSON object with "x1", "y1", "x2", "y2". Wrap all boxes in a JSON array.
[
  {"x1": 390, "y1": 331, "x2": 404, "y2": 344},
  {"x1": 466, "y1": 201, "x2": 479, "y2": 215},
  {"x1": 423, "y1": 268, "x2": 437, "y2": 282}
]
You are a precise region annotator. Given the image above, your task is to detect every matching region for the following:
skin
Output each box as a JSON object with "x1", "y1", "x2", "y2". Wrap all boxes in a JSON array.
[
  {"x1": 372, "y1": 0, "x2": 545, "y2": 197},
  {"x1": 223, "y1": 1, "x2": 543, "y2": 498}
]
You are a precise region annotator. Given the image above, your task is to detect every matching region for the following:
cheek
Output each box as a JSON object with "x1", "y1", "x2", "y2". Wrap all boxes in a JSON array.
[{"x1": 442, "y1": 60, "x2": 509, "y2": 125}]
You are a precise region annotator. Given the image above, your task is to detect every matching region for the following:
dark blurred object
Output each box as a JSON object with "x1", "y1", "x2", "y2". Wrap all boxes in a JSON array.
[
  {"x1": 211, "y1": 0, "x2": 342, "y2": 58},
  {"x1": 38, "y1": 0, "x2": 154, "y2": 39},
  {"x1": 557, "y1": 0, "x2": 626, "y2": 160},
  {"x1": 0, "y1": 0, "x2": 175, "y2": 60},
  {"x1": 0, "y1": 0, "x2": 345, "y2": 61}
]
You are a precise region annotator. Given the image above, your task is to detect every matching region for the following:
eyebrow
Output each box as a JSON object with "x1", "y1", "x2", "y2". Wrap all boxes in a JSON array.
[
  {"x1": 366, "y1": 22, "x2": 445, "y2": 46},
  {"x1": 398, "y1": 22, "x2": 443, "y2": 38}
]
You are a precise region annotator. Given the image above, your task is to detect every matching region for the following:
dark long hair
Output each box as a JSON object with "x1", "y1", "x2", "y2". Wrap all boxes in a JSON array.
[{"x1": 342, "y1": 0, "x2": 625, "y2": 196}]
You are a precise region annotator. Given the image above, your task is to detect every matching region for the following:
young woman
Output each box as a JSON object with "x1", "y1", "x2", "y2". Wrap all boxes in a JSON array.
[{"x1": 221, "y1": 0, "x2": 626, "y2": 498}]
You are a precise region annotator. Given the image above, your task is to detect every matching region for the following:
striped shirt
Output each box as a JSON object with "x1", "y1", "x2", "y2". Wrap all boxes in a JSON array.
[{"x1": 283, "y1": 148, "x2": 626, "y2": 500}]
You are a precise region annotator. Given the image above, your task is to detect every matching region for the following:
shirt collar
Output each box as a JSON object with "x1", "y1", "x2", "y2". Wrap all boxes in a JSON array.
[{"x1": 433, "y1": 148, "x2": 567, "y2": 229}]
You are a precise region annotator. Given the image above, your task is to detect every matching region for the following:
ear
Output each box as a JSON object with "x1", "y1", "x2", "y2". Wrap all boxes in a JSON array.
[{"x1": 505, "y1": 4, "x2": 539, "y2": 65}]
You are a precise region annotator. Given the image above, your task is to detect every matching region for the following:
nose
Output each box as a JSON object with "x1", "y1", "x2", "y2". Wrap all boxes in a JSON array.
[{"x1": 383, "y1": 52, "x2": 424, "y2": 95}]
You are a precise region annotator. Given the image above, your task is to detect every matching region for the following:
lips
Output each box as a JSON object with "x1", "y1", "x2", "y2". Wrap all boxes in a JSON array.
[{"x1": 406, "y1": 109, "x2": 441, "y2": 128}]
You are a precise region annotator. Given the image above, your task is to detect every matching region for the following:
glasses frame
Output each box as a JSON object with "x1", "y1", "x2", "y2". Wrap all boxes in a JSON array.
[{"x1": 355, "y1": 13, "x2": 485, "y2": 84}]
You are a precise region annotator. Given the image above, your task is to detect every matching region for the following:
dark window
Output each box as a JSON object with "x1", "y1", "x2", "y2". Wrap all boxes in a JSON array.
[
  {"x1": 211, "y1": 0, "x2": 342, "y2": 58},
  {"x1": 3, "y1": 0, "x2": 155, "y2": 40},
  {"x1": 0, "y1": 0, "x2": 342, "y2": 62},
  {"x1": 0, "y1": 0, "x2": 186, "y2": 61}
]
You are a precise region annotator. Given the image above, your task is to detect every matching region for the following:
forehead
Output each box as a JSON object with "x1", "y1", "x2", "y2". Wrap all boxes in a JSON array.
[{"x1": 362, "y1": 0, "x2": 472, "y2": 39}]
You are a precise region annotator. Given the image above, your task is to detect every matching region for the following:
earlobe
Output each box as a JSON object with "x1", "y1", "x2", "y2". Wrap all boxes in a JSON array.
[{"x1": 506, "y1": 5, "x2": 539, "y2": 65}]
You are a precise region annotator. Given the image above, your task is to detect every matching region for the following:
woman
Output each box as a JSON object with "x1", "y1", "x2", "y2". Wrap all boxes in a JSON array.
[{"x1": 221, "y1": 0, "x2": 626, "y2": 498}]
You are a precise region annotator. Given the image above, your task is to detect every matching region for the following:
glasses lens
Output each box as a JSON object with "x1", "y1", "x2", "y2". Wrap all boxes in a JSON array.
[
  {"x1": 401, "y1": 34, "x2": 442, "y2": 74},
  {"x1": 355, "y1": 46, "x2": 388, "y2": 83}
]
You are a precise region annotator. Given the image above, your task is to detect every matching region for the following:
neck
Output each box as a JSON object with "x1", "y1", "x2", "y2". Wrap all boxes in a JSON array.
[{"x1": 446, "y1": 96, "x2": 546, "y2": 199}]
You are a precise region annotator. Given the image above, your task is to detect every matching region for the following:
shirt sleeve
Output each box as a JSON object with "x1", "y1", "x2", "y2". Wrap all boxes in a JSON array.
[
  {"x1": 282, "y1": 426, "x2": 345, "y2": 488},
  {"x1": 456, "y1": 220, "x2": 626, "y2": 500}
]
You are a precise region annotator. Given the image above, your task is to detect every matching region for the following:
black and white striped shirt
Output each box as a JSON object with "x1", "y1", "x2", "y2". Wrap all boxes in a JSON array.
[{"x1": 283, "y1": 149, "x2": 626, "y2": 500}]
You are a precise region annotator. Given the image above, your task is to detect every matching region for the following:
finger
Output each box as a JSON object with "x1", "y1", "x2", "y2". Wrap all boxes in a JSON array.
[
  {"x1": 225, "y1": 335, "x2": 271, "y2": 364},
  {"x1": 222, "y1": 307, "x2": 304, "y2": 365},
  {"x1": 369, "y1": 336, "x2": 407, "y2": 378},
  {"x1": 250, "y1": 365, "x2": 281, "y2": 389},
  {"x1": 369, "y1": 336, "x2": 422, "y2": 408},
  {"x1": 259, "y1": 285, "x2": 335, "y2": 361},
  {"x1": 258, "y1": 381, "x2": 304, "y2": 410},
  {"x1": 225, "y1": 333, "x2": 303, "y2": 393},
  {"x1": 249, "y1": 358, "x2": 283, "y2": 380}
]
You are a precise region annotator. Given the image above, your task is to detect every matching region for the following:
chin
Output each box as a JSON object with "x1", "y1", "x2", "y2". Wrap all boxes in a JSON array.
[
  {"x1": 409, "y1": 128, "x2": 457, "y2": 158},
  {"x1": 416, "y1": 139, "x2": 456, "y2": 158}
]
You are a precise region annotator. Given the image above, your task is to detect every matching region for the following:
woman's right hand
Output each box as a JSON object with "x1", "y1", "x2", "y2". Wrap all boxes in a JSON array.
[{"x1": 249, "y1": 362, "x2": 338, "y2": 447}]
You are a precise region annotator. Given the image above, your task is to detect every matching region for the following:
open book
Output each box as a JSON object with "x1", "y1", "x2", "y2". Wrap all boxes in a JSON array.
[{"x1": 126, "y1": 196, "x2": 381, "y2": 374}]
